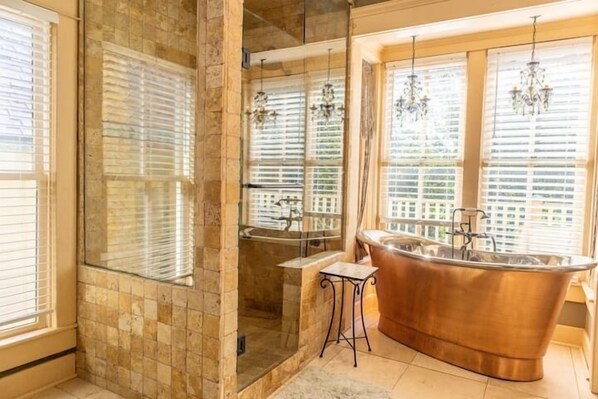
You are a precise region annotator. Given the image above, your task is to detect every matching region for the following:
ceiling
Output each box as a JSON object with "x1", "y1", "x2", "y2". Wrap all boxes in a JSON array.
[{"x1": 355, "y1": 0, "x2": 598, "y2": 47}]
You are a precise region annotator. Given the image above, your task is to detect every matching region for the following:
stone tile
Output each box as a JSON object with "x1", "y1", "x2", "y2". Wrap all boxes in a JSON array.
[
  {"x1": 325, "y1": 348, "x2": 408, "y2": 390},
  {"x1": 87, "y1": 390, "x2": 125, "y2": 399},
  {"x1": 391, "y1": 365, "x2": 486, "y2": 399},
  {"x1": 309, "y1": 343, "x2": 344, "y2": 368},
  {"x1": 30, "y1": 388, "x2": 78, "y2": 399},
  {"x1": 341, "y1": 327, "x2": 417, "y2": 364},
  {"x1": 57, "y1": 377, "x2": 103, "y2": 397},
  {"x1": 484, "y1": 385, "x2": 545, "y2": 399},
  {"x1": 488, "y1": 344, "x2": 578, "y2": 399},
  {"x1": 411, "y1": 352, "x2": 488, "y2": 383}
]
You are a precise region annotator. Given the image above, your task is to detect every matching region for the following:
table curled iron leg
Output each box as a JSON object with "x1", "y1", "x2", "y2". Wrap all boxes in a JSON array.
[
  {"x1": 360, "y1": 275, "x2": 376, "y2": 352},
  {"x1": 351, "y1": 280, "x2": 358, "y2": 366},
  {"x1": 319, "y1": 275, "x2": 336, "y2": 358},
  {"x1": 336, "y1": 277, "x2": 345, "y2": 343}
]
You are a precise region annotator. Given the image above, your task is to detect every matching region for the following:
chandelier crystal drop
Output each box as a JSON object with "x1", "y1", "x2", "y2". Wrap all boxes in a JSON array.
[
  {"x1": 310, "y1": 49, "x2": 345, "y2": 123},
  {"x1": 509, "y1": 16, "x2": 553, "y2": 116},
  {"x1": 246, "y1": 59, "x2": 279, "y2": 130},
  {"x1": 394, "y1": 36, "x2": 429, "y2": 124}
]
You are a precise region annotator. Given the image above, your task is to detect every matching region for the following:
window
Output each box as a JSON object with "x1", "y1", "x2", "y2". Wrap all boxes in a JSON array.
[
  {"x1": 245, "y1": 71, "x2": 344, "y2": 231},
  {"x1": 381, "y1": 55, "x2": 467, "y2": 241},
  {"x1": 481, "y1": 38, "x2": 593, "y2": 255},
  {"x1": 247, "y1": 75, "x2": 306, "y2": 230},
  {"x1": 99, "y1": 44, "x2": 195, "y2": 281},
  {"x1": 0, "y1": 8, "x2": 53, "y2": 334}
]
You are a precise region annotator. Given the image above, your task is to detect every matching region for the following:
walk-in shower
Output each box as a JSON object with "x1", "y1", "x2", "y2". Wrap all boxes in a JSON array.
[{"x1": 238, "y1": 0, "x2": 349, "y2": 390}]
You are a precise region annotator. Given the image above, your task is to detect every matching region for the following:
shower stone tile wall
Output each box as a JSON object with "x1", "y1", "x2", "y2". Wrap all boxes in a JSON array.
[
  {"x1": 76, "y1": 266, "x2": 205, "y2": 398},
  {"x1": 78, "y1": 1, "x2": 244, "y2": 398},
  {"x1": 238, "y1": 238, "x2": 344, "y2": 318},
  {"x1": 238, "y1": 239, "x2": 296, "y2": 316}
]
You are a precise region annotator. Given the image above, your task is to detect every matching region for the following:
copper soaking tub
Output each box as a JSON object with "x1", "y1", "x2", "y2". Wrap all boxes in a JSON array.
[{"x1": 358, "y1": 230, "x2": 597, "y2": 381}]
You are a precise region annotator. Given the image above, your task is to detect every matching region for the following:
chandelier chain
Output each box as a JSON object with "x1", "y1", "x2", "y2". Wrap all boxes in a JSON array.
[
  {"x1": 411, "y1": 36, "x2": 415, "y2": 75},
  {"x1": 531, "y1": 16, "x2": 538, "y2": 62}
]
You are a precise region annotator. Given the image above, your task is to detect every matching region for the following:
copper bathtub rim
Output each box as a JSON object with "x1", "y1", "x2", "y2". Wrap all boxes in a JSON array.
[{"x1": 357, "y1": 230, "x2": 597, "y2": 273}]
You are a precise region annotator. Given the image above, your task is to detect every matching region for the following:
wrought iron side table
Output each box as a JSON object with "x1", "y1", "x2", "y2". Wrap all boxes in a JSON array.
[{"x1": 319, "y1": 261, "x2": 377, "y2": 367}]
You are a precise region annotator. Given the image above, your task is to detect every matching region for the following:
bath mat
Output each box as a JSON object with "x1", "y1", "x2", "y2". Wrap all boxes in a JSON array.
[{"x1": 270, "y1": 367, "x2": 390, "y2": 399}]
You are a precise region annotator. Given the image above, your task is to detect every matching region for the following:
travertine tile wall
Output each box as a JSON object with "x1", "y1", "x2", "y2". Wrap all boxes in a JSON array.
[
  {"x1": 79, "y1": 1, "x2": 244, "y2": 399},
  {"x1": 238, "y1": 238, "x2": 343, "y2": 317}
]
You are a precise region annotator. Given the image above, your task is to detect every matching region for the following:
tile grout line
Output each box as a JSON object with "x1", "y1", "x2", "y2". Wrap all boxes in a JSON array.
[
  {"x1": 568, "y1": 345, "x2": 584, "y2": 399},
  {"x1": 482, "y1": 381, "x2": 489, "y2": 399}
]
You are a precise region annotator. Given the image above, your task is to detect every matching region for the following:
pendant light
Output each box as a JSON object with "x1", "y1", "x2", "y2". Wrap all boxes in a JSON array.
[
  {"x1": 394, "y1": 36, "x2": 429, "y2": 123},
  {"x1": 246, "y1": 59, "x2": 279, "y2": 130},
  {"x1": 509, "y1": 16, "x2": 553, "y2": 116},
  {"x1": 310, "y1": 49, "x2": 345, "y2": 123}
]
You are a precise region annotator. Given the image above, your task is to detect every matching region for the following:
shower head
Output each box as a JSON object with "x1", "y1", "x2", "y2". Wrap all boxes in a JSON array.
[{"x1": 479, "y1": 210, "x2": 490, "y2": 220}]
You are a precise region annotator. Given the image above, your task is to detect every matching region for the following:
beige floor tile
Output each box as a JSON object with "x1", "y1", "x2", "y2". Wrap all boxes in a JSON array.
[
  {"x1": 571, "y1": 347, "x2": 598, "y2": 399},
  {"x1": 56, "y1": 378, "x2": 103, "y2": 398},
  {"x1": 325, "y1": 347, "x2": 408, "y2": 390},
  {"x1": 412, "y1": 352, "x2": 488, "y2": 383},
  {"x1": 86, "y1": 391, "x2": 124, "y2": 399},
  {"x1": 29, "y1": 388, "x2": 78, "y2": 399},
  {"x1": 488, "y1": 344, "x2": 579, "y2": 399},
  {"x1": 341, "y1": 326, "x2": 417, "y2": 364},
  {"x1": 390, "y1": 365, "x2": 486, "y2": 399},
  {"x1": 484, "y1": 385, "x2": 546, "y2": 399},
  {"x1": 309, "y1": 342, "x2": 344, "y2": 367}
]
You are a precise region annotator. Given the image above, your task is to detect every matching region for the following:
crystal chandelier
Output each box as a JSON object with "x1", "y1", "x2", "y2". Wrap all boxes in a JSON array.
[
  {"x1": 509, "y1": 16, "x2": 553, "y2": 116},
  {"x1": 394, "y1": 36, "x2": 430, "y2": 123},
  {"x1": 246, "y1": 59, "x2": 279, "y2": 130},
  {"x1": 310, "y1": 49, "x2": 345, "y2": 123}
]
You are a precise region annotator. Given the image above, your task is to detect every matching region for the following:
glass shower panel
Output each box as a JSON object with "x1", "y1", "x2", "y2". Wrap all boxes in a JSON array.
[{"x1": 238, "y1": 0, "x2": 348, "y2": 391}]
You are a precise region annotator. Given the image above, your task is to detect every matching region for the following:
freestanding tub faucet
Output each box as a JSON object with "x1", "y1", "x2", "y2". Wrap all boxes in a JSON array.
[
  {"x1": 450, "y1": 208, "x2": 496, "y2": 259},
  {"x1": 270, "y1": 197, "x2": 303, "y2": 231}
]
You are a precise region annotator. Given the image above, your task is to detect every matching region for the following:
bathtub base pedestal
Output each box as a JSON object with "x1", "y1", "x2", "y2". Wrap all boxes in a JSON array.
[{"x1": 378, "y1": 315, "x2": 544, "y2": 382}]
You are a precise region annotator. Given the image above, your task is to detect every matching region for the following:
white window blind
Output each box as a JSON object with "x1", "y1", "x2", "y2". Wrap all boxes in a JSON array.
[
  {"x1": 247, "y1": 75, "x2": 305, "y2": 230},
  {"x1": 245, "y1": 71, "x2": 345, "y2": 231},
  {"x1": 101, "y1": 44, "x2": 195, "y2": 281},
  {"x1": 305, "y1": 70, "x2": 344, "y2": 231},
  {"x1": 481, "y1": 38, "x2": 593, "y2": 255},
  {"x1": 381, "y1": 55, "x2": 466, "y2": 241},
  {"x1": 0, "y1": 7, "x2": 53, "y2": 332}
]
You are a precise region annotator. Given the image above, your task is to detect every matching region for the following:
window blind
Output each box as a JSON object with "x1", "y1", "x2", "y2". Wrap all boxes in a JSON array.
[
  {"x1": 101, "y1": 44, "x2": 195, "y2": 281},
  {"x1": 247, "y1": 76, "x2": 305, "y2": 230},
  {"x1": 305, "y1": 70, "x2": 344, "y2": 231},
  {"x1": 480, "y1": 38, "x2": 593, "y2": 255},
  {"x1": 0, "y1": 8, "x2": 52, "y2": 332},
  {"x1": 245, "y1": 71, "x2": 345, "y2": 231},
  {"x1": 381, "y1": 55, "x2": 466, "y2": 241}
]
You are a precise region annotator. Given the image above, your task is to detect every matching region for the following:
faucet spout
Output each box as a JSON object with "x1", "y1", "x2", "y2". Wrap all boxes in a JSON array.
[{"x1": 451, "y1": 208, "x2": 496, "y2": 258}]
